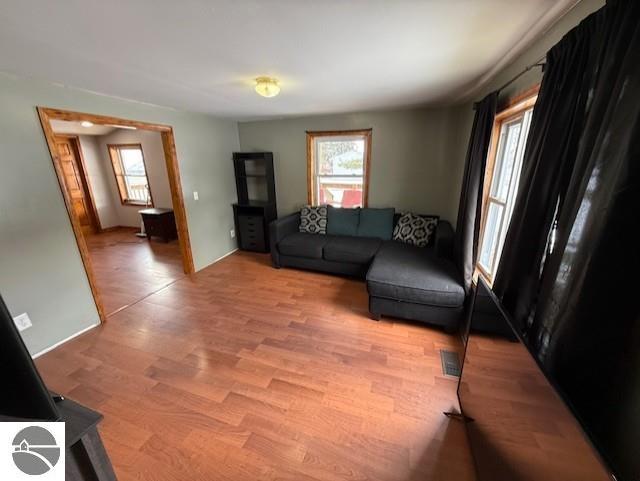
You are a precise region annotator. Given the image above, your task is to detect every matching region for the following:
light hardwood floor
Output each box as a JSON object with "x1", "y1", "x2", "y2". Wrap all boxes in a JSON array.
[
  {"x1": 36, "y1": 251, "x2": 475, "y2": 481},
  {"x1": 85, "y1": 228, "x2": 185, "y2": 316}
]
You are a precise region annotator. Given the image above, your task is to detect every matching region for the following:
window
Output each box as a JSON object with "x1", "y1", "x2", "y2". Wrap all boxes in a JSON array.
[
  {"x1": 306, "y1": 129, "x2": 371, "y2": 207},
  {"x1": 108, "y1": 144, "x2": 153, "y2": 206},
  {"x1": 478, "y1": 92, "x2": 538, "y2": 282}
]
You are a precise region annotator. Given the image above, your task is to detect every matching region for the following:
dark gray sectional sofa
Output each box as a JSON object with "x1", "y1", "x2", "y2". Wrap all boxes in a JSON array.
[{"x1": 269, "y1": 211, "x2": 466, "y2": 332}]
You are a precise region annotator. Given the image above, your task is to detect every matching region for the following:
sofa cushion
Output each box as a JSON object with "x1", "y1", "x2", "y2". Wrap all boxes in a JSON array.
[
  {"x1": 323, "y1": 236, "x2": 382, "y2": 264},
  {"x1": 299, "y1": 205, "x2": 328, "y2": 234},
  {"x1": 367, "y1": 241, "x2": 465, "y2": 308},
  {"x1": 278, "y1": 233, "x2": 335, "y2": 260},
  {"x1": 327, "y1": 206, "x2": 360, "y2": 236},
  {"x1": 358, "y1": 208, "x2": 395, "y2": 240},
  {"x1": 393, "y1": 213, "x2": 438, "y2": 247}
]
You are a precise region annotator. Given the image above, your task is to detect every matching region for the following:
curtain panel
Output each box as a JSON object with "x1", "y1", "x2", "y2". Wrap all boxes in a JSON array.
[
  {"x1": 454, "y1": 92, "x2": 498, "y2": 293},
  {"x1": 491, "y1": 17, "x2": 600, "y2": 329},
  {"x1": 492, "y1": 0, "x2": 640, "y2": 477}
]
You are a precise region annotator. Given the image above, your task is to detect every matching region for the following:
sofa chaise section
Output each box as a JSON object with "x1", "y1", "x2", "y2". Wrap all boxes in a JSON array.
[{"x1": 366, "y1": 241, "x2": 465, "y2": 331}]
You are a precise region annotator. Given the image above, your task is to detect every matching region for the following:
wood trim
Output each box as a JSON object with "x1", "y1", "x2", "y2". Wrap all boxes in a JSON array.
[
  {"x1": 306, "y1": 134, "x2": 313, "y2": 205},
  {"x1": 476, "y1": 262, "x2": 493, "y2": 287},
  {"x1": 500, "y1": 84, "x2": 541, "y2": 111},
  {"x1": 305, "y1": 129, "x2": 372, "y2": 207},
  {"x1": 305, "y1": 129, "x2": 373, "y2": 137},
  {"x1": 496, "y1": 84, "x2": 540, "y2": 121},
  {"x1": 107, "y1": 143, "x2": 155, "y2": 207},
  {"x1": 362, "y1": 129, "x2": 372, "y2": 208},
  {"x1": 37, "y1": 107, "x2": 196, "y2": 322},
  {"x1": 161, "y1": 129, "x2": 195, "y2": 275},
  {"x1": 38, "y1": 108, "x2": 173, "y2": 132},
  {"x1": 495, "y1": 96, "x2": 538, "y2": 122},
  {"x1": 38, "y1": 110, "x2": 107, "y2": 322},
  {"x1": 56, "y1": 134, "x2": 102, "y2": 232},
  {"x1": 478, "y1": 119, "x2": 502, "y2": 248}
]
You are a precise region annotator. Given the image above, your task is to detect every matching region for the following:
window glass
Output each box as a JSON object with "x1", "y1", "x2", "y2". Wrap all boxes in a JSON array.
[
  {"x1": 491, "y1": 120, "x2": 522, "y2": 201},
  {"x1": 479, "y1": 202, "x2": 504, "y2": 271},
  {"x1": 120, "y1": 148, "x2": 146, "y2": 176}
]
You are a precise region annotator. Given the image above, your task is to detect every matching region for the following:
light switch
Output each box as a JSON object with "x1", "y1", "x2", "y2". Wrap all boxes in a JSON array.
[
  {"x1": 193, "y1": 191, "x2": 199, "y2": 200},
  {"x1": 13, "y1": 313, "x2": 32, "y2": 331}
]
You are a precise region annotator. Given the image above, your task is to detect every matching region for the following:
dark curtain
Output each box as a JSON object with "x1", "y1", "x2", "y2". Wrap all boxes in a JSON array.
[
  {"x1": 492, "y1": 18, "x2": 599, "y2": 329},
  {"x1": 454, "y1": 92, "x2": 497, "y2": 293},
  {"x1": 495, "y1": 0, "x2": 640, "y2": 479}
]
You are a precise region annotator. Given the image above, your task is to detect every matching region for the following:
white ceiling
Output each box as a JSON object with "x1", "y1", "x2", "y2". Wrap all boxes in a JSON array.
[
  {"x1": 0, "y1": 1, "x2": 577, "y2": 120},
  {"x1": 50, "y1": 120, "x2": 116, "y2": 136}
]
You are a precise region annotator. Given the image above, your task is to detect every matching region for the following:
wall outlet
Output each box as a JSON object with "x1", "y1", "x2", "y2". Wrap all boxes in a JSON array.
[
  {"x1": 230, "y1": 229, "x2": 235, "y2": 238},
  {"x1": 193, "y1": 191, "x2": 199, "y2": 201},
  {"x1": 13, "y1": 313, "x2": 32, "y2": 332}
]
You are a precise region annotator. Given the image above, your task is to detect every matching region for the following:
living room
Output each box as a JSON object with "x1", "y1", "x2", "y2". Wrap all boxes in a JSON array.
[{"x1": 0, "y1": 1, "x2": 637, "y2": 480}]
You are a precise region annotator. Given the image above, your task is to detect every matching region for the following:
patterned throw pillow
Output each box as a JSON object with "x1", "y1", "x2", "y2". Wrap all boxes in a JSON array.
[
  {"x1": 392, "y1": 213, "x2": 438, "y2": 247},
  {"x1": 299, "y1": 205, "x2": 328, "y2": 234}
]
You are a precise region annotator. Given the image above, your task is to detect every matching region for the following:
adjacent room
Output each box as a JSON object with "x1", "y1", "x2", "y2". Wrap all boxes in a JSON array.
[
  {"x1": 0, "y1": 1, "x2": 638, "y2": 481},
  {"x1": 47, "y1": 117, "x2": 187, "y2": 317}
]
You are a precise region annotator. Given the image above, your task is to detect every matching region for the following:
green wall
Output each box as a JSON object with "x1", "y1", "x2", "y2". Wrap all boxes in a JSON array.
[
  {"x1": 0, "y1": 73, "x2": 239, "y2": 355},
  {"x1": 238, "y1": 107, "x2": 466, "y2": 224}
]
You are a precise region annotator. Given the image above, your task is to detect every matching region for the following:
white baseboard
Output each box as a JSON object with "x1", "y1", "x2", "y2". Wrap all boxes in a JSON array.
[
  {"x1": 33, "y1": 321, "x2": 100, "y2": 359},
  {"x1": 203, "y1": 248, "x2": 238, "y2": 270}
]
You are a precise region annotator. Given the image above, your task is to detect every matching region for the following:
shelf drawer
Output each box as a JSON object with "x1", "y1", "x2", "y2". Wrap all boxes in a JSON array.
[
  {"x1": 242, "y1": 237, "x2": 266, "y2": 252},
  {"x1": 240, "y1": 230, "x2": 265, "y2": 251},
  {"x1": 238, "y1": 215, "x2": 265, "y2": 251},
  {"x1": 240, "y1": 228, "x2": 264, "y2": 242},
  {"x1": 239, "y1": 215, "x2": 262, "y2": 229},
  {"x1": 239, "y1": 216, "x2": 263, "y2": 237}
]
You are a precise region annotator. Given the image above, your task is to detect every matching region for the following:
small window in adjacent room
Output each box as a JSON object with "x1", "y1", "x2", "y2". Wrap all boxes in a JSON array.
[
  {"x1": 108, "y1": 144, "x2": 153, "y2": 206},
  {"x1": 306, "y1": 129, "x2": 372, "y2": 207},
  {"x1": 478, "y1": 90, "x2": 538, "y2": 282}
]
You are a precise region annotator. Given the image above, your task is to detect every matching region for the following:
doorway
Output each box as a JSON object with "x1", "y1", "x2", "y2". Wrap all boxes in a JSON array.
[
  {"x1": 53, "y1": 135, "x2": 100, "y2": 235},
  {"x1": 38, "y1": 108, "x2": 195, "y2": 322}
]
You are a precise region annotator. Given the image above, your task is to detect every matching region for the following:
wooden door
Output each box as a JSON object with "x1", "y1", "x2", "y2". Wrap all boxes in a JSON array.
[{"x1": 54, "y1": 136, "x2": 98, "y2": 235}]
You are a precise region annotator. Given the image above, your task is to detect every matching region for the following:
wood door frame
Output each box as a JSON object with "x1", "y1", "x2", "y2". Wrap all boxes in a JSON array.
[
  {"x1": 54, "y1": 134, "x2": 102, "y2": 232},
  {"x1": 38, "y1": 107, "x2": 195, "y2": 323},
  {"x1": 306, "y1": 129, "x2": 372, "y2": 207}
]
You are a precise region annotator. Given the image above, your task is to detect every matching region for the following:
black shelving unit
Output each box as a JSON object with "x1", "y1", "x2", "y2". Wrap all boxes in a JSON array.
[{"x1": 232, "y1": 152, "x2": 277, "y2": 253}]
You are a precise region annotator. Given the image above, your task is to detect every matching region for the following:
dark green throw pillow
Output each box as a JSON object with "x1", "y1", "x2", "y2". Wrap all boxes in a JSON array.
[
  {"x1": 357, "y1": 208, "x2": 395, "y2": 240},
  {"x1": 326, "y1": 206, "x2": 360, "y2": 236}
]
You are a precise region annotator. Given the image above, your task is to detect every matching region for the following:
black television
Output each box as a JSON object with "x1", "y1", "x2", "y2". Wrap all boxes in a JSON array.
[
  {"x1": 0, "y1": 293, "x2": 60, "y2": 421},
  {"x1": 458, "y1": 278, "x2": 614, "y2": 481}
]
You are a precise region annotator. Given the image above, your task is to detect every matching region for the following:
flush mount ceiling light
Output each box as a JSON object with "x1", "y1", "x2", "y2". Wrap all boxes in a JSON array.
[
  {"x1": 254, "y1": 77, "x2": 280, "y2": 98},
  {"x1": 80, "y1": 120, "x2": 94, "y2": 128}
]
